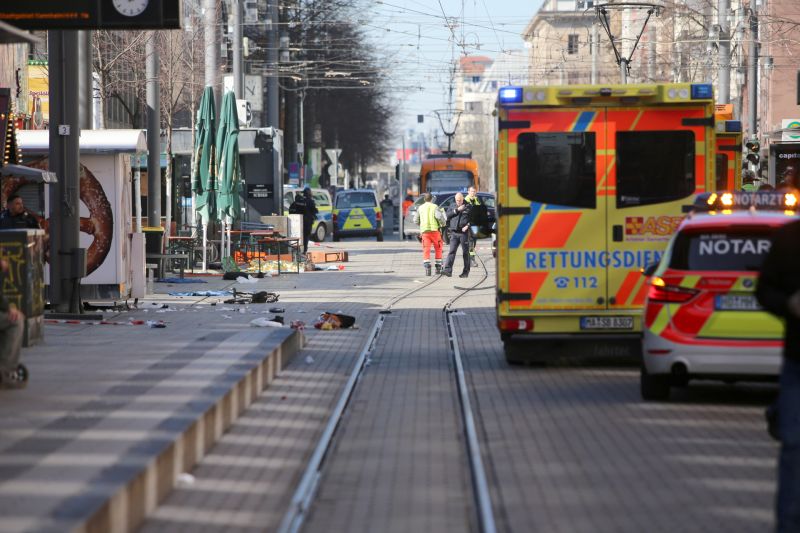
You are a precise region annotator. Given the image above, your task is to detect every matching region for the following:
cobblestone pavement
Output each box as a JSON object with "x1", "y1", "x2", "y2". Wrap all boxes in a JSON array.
[
  {"x1": 452, "y1": 256, "x2": 779, "y2": 533},
  {"x1": 136, "y1": 242, "x2": 778, "y2": 533},
  {"x1": 139, "y1": 239, "x2": 454, "y2": 532}
]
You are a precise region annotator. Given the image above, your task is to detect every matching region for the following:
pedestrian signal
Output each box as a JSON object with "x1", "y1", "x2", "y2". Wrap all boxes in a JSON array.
[{"x1": 745, "y1": 139, "x2": 760, "y2": 165}]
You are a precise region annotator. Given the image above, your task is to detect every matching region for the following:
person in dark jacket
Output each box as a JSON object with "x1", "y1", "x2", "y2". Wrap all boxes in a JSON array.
[
  {"x1": 0, "y1": 257, "x2": 25, "y2": 389},
  {"x1": 289, "y1": 187, "x2": 318, "y2": 254},
  {"x1": 442, "y1": 192, "x2": 472, "y2": 278},
  {"x1": 0, "y1": 195, "x2": 40, "y2": 230},
  {"x1": 756, "y1": 218, "x2": 800, "y2": 532}
]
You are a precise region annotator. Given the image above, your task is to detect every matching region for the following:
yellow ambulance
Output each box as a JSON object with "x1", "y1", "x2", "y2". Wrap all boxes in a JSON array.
[
  {"x1": 495, "y1": 83, "x2": 716, "y2": 363},
  {"x1": 714, "y1": 104, "x2": 743, "y2": 191}
]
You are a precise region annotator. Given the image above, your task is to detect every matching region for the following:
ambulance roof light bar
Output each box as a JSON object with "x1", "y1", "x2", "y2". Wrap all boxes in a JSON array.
[
  {"x1": 687, "y1": 191, "x2": 799, "y2": 213},
  {"x1": 499, "y1": 87, "x2": 523, "y2": 104}
]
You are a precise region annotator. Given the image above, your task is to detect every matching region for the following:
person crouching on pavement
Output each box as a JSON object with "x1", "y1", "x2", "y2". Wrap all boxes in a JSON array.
[
  {"x1": 413, "y1": 192, "x2": 446, "y2": 276},
  {"x1": 442, "y1": 192, "x2": 472, "y2": 278},
  {"x1": 0, "y1": 257, "x2": 25, "y2": 389},
  {"x1": 756, "y1": 217, "x2": 800, "y2": 532}
]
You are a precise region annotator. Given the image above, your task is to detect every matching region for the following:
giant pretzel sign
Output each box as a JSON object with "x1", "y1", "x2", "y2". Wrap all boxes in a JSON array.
[{"x1": 2, "y1": 157, "x2": 114, "y2": 275}]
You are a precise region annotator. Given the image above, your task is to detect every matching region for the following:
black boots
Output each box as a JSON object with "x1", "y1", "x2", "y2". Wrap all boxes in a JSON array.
[
  {"x1": 435, "y1": 264, "x2": 442, "y2": 274},
  {"x1": 424, "y1": 263, "x2": 432, "y2": 276}
]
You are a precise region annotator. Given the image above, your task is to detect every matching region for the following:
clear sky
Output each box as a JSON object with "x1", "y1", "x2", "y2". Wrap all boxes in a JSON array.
[{"x1": 364, "y1": 0, "x2": 544, "y2": 136}]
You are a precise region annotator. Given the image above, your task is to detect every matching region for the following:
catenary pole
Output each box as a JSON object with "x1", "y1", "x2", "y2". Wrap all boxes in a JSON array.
[
  {"x1": 747, "y1": 0, "x2": 758, "y2": 139},
  {"x1": 718, "y1": 0, "x2": 731, "y2": 104},
  {"x1": 233, "y1": 0, "x2": 243, "y2": 98},
  {"x1": 147, "y1": 33, "x2": 162, "y2": 230},
  {"x1": 48, "y1": 30, "x2": 83, "y2": 313}
]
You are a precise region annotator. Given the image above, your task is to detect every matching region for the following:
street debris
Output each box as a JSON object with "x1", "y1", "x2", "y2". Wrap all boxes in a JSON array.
[
  {"x1": 313, "y1": 312, "x2": 356, "y2": 330},
  {"x1": 290, "y1": 320, "x2": 305, "y2": 330},
  {"x1": 176, "y1": 473, "x2": 195, "y2": 487},
  {"x1": 146, "y1": 320, "x2": 167, "y2": 328},
  {"x1": 250, "y1": 317, "x2": 284, "y2": 328},
  {"x1": 157, "y1": 278, "x2": 207, "y2": 284},
  {"x1": 168, "y1": 290, "x2": 231, "y2": 297},
  {"x1": 305, "y1": 355, "x2": 314, "y2": 364}
]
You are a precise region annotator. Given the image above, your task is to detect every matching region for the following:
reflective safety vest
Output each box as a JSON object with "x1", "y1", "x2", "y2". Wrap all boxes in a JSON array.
[{"x1": 417, "y1": 201, "x2": 444, "y2": 232}]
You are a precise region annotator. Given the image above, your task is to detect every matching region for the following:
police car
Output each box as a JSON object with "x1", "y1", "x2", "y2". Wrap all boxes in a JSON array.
[
  {"x1": 640, "y1": 191, "x2": 798, "y2": 400},
  {"x1": 332, "y1": 189, "x2": 383, "y2": 241}
]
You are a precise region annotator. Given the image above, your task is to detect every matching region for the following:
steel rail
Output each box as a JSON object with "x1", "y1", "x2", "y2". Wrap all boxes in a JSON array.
[
  {"x1": 444, "y1": 253, "x2": 497, "y2": 533},
  {"x1": 278, "y1": 251, "x2": 495, "y2": 533},
  {"x1": 276, "y1": 313, "x2": 385, "y2": 533},
  {"x1": 277, "y1": 268, "x2": 445, "y2": 533}
]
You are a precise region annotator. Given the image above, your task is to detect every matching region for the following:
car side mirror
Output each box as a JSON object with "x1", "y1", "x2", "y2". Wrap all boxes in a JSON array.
[{"x1": 641, "y1": 263, "x2": 658, "y2": 277}]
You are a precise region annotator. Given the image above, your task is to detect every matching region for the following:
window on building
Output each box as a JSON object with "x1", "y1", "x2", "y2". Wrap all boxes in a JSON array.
[
  {"x1": 472, "y1": 76, "x2": 481, "y2": 83},
  {"x1": 568, "y1": 34, "x2": 579, "y2": 55}
]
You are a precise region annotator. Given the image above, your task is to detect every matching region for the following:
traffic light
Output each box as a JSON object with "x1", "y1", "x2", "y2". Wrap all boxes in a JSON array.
[{"x1": 745, "y1": 139, "x2": 760, "y2": 165}]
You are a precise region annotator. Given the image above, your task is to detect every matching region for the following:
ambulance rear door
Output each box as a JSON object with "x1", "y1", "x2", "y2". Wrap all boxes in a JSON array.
[
  {"x1": 604, "y1": 104, "x2": 712, "y2": 312},
  {"x1": 499, "y1": 107, "x2": 608, "y2": 315}
]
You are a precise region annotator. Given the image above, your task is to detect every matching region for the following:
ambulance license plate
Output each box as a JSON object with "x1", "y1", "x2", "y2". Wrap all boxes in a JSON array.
[
  {"x1": 580, "y1": 316, "x2": 634, "y2": 330},
  {"x1": 716, "y1": 294, "x2": 761, "y2": 311}
]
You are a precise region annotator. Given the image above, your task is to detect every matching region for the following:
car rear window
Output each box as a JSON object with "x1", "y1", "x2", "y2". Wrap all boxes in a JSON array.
[
  {"x1": 336, "y1": 192, "x2": 376, "y2": 209},
  {"x1": 616, "y1": 130, "x2": 695, "y2": 208},
  {"x1": 669, "y1": 228, "x2": 775, "y2": 271},
  {"x1": 517, "y1": 132, "x2": 597, "y2": 209}
]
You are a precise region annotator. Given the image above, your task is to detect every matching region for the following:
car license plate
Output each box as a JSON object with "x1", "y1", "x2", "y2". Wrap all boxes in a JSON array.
[
  {"x1": 580, "y1": 316, "x2": 634, "y2": 330},
  {"x1": 716, "y1": 294, "x2": 761, "y2": 311}
]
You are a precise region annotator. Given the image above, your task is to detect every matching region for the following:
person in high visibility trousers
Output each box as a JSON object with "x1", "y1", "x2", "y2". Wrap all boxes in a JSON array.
[
  {"x1": 413, "y1": 192, "x2": 446, "y2": 276},
  {"x1": 464, "y1": 186, "x2": 485, "y2": 267}
]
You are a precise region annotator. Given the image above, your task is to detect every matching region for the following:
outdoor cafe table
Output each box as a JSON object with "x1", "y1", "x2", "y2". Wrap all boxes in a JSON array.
[{"x1": 240, "y1": 237, "x2": 301, "y2": 274}]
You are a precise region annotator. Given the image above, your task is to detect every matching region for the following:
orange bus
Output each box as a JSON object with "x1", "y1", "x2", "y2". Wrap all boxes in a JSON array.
[{"x1": 419, "y1": 152, "x2": 479, "y2": 192}]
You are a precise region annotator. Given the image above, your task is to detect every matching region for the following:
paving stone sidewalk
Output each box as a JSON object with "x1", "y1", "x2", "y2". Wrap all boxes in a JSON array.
[
  {"x1": 0, "y1": 241, "x2": 419, "y2": 532},
  {"x1": 452, "y1": 255, "x2": 779, "y2": 533},
  {"x1": 138, "y1": 240, "x2": 442, "y2": 532}
]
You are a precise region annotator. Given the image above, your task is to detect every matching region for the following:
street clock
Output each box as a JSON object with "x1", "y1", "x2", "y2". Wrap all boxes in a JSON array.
[
  {"x1": 0, "y1": 0, "x2": 181, "y2": 29},
  {"x1": 111, "y1": 0, "x2": 150, "y2": 17},
  {"x1": 99, "y1": 0, "x2": 179, "y2": 28}
]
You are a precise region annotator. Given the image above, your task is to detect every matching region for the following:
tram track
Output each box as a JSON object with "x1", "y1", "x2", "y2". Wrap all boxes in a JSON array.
[{"x1": 277, "y1": 250, "x2": 497, "y2": 533}]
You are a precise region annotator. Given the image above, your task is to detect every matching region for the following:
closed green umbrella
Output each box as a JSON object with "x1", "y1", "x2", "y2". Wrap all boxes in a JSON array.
[
  {"x1": 192, "y1": 86, "x2": 217, "y2": 226},
  {"x1": 216, "y1": 91, "x2": 240, "y2": 223}
]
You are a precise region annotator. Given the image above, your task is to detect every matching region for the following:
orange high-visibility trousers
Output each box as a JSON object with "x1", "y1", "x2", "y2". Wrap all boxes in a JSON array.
[{"x1": 421, "y1": 230, "x2": 443, "y2": 262}]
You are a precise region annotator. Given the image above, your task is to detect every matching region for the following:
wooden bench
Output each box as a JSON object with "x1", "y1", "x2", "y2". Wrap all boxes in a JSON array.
[{"x1": 146, "y1": 253, "x2": 190, "y2": 279}]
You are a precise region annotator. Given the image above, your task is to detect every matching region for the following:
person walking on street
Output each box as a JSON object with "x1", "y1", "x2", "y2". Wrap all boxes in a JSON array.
[
  {"x1": 756, "y1": 218, "x2": 800, "y2": 532},
  {"x1": 0, "y1": 257, "x2": 25, "y2": 389},
  {"x1": 442, "y1": 192, "x2": 472, "y2": 278},
  {"x1": 413, "y1": 192, "x2": 446, "y2": 276},
  {"x1": 464, "y1": 186, "x2": 484, "y2": 267},
  {"x1": 290, "y1": 186, "x2": 318, "y2": 255},
  {"x1": 0, "y1": 195, "x2": 40, "y2": 230}
]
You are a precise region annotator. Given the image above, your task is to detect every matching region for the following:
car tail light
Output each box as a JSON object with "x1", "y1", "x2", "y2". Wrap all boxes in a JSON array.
[
  {"x1": 498, "y1": 319, "x2": 533, "y2": 332},
  {"x1": 647, "y1": 277, "x2": 699, "y2": 303},
  {"x1": 376, "y1": 210, "x2": 382, "y2": 221},
  {"x1": 332, "y1": 213, "x2": 338, "y2": 223}
]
